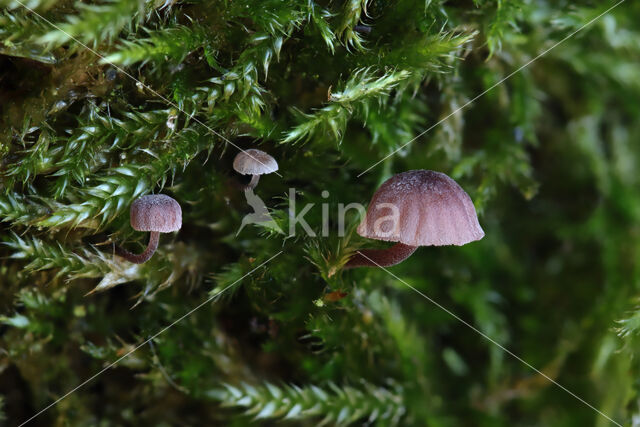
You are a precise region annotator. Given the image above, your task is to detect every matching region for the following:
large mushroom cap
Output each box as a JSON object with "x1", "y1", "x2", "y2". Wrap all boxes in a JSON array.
[
  {"x1": 130, "y1": 194, "x2": 182, "y2": 233},
  {"x1": 233, "y1": 149, "x2": 278, "y2": 175},
  {"x1": 357, "y1": 170, "x2": 484, "y2": 246}
]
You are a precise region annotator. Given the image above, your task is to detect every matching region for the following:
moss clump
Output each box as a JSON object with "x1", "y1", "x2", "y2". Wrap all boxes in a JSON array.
[{"x1": 1, "y1": 0, "x2": 639, "y2": 425}]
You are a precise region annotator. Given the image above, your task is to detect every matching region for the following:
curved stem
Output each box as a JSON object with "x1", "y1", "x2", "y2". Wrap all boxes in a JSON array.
[
  {"x1": 246, "y1": 174, "x2": 260, "y2": 190},
  {"x1": 354, "y1": 25, "x2": 372, "y2": 34},
  {"x1": 114, "y1": 231, "x2": 159, "y2": 264},
  {"x1": 344, "y1": 243, "x2": 418, "y2": 269}
]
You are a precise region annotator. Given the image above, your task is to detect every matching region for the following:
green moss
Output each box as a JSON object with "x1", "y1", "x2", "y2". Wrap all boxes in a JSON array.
[{"x1": 1, "y1": 0, "x2": 639, "y2": 425}]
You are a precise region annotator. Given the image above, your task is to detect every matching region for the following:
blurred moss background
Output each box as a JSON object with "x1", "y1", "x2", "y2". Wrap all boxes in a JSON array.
[{"x1": 1, "y1": 0, "x2": 639, "y2": 425}]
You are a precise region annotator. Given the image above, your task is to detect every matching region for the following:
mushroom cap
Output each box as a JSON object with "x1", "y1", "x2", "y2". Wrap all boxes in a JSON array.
[
  {"x1": 357, "y1": 170, "x2": 484, "y2": 246},
  {"x1": 233, "y1": 149, "x2": 278, "y2": 175},
  {"x1": 130, "y1": 194, "x2": 182, "y2": 233}
]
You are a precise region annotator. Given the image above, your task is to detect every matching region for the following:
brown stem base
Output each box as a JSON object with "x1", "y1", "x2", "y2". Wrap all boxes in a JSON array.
[
  {"x1": 344, "y1": 242, "x2": 418, "y2": 269},
  {"x1": 114, "y1": 231, "x2": 159, "y2": 264}
]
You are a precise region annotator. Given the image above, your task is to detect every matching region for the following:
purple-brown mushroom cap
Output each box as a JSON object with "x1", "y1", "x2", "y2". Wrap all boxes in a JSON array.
[
  {"x1": 130, "y1": 194, "x2": 182, "y2": 233},
  {"x1": 233, "y1": 149, "x2": 278, "y2": 176},
  {"x1": 357, "y1": 170, "x2": 484, "y2": 247}
]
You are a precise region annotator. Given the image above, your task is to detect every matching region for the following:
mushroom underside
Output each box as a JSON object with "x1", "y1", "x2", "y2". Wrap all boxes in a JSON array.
[{"x1": 344, "y1": 242, "x2": 418, "y2": 269}]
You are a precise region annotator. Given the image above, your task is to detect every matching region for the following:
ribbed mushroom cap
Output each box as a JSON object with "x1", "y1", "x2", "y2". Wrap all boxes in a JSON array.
[
  {"x1": 233, "y1": 149, "x2": 278, "y2": 175},
  {"x1": 357, "y1": 170, "x2": 484, "y2": 246},
  {"x1": 130, "y1": 194, "x2": 182, "y2": 233}
]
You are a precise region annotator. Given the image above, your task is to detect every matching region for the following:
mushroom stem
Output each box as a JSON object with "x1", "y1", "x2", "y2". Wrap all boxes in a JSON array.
[
  {"x1": 354, "y1": 25, "x2": 372, "y2": 34},
  {"x1": 114, "y1": 231, "x2": 160, "y2": 264},
  {"x1": 246, "y1": 174, "x2": 260, "y2": 190},
  {"x1": 344, "y1": 243, "x2": 418, "y2": 269}
]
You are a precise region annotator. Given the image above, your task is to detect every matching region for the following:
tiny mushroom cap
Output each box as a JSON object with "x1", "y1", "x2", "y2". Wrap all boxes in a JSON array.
[
  {"x1": 357, "y1": 170, "x2": 484, "y2": 247},
  {"x1": 233, "y1": 149, "x2": 278, "y2": 176},
  {"x1": 130, "y1": 194, "x2": 182, "y2": 233}
]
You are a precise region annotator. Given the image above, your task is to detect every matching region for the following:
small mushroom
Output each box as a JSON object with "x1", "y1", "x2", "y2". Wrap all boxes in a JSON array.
[
  {"x1": 345, "y1": 170, "x2": 484, "y2": 269},
  {"x1": 114, "y1": 194, "x2": 182, "y2": 264},
  {"x1": 233, "y1": 149, "x2": 278, "y2": 190}
]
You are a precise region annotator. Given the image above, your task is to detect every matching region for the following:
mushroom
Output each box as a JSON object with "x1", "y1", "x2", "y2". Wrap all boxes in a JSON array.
[
  {"x1": 345, "y1": 170, "x2": 484, "y2": 269},
  {"x1": 114, "y1": 194, "x2": 182, "y2": 264},
  {"x1": 233, "y1": 149, "x2": 278, "y2": 190}
]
